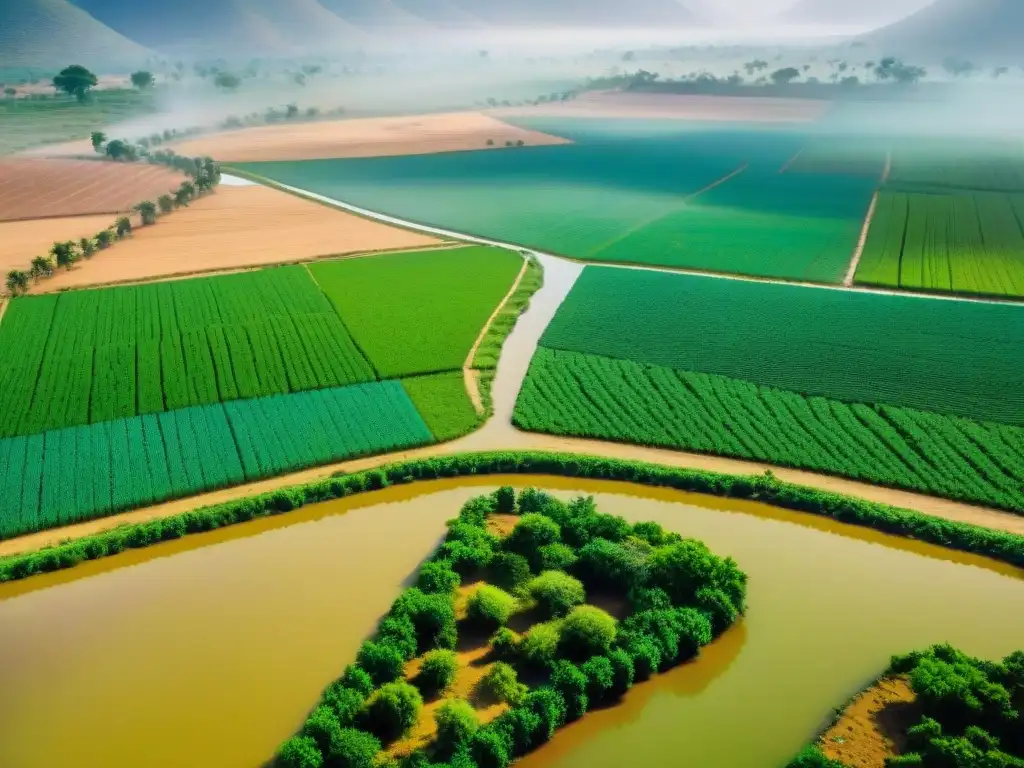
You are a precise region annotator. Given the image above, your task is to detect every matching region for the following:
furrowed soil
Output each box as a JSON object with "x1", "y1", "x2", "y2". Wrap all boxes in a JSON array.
[
  {"x1": 34, "y1": 185, "x2": 443, "y2": 292},
  {"x1": 169, "y1": 112, "x2": 571, "y2": 162},
  {"x1": 0, "y1": 158, "x2": 183, "y2": 221}
]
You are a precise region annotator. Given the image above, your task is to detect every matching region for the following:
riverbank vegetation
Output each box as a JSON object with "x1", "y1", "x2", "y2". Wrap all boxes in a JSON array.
[
  {"x1": 274, "y1": 485, "x2": 747, "y2": 768},
  {"x1": 789, "y1": 643, "x2": 1024, "y2": 767},
  {"x1": 2, "y1": 451, "x2": 1022, "y2": 584}
]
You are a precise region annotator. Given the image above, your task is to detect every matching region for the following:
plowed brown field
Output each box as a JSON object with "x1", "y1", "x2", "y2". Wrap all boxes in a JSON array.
[
  {"x1": 0, "y1": 215, "x2": 118, "y2": 276},
  {"x1": 170, "y1": 112, "x2": 570, "y2": 162},
  {"x1": 35, "y1": 185, "x2": 443, "y2": 292},
  {"x1": 0, "y1": 159, "x2": 183, "y2": 221}
]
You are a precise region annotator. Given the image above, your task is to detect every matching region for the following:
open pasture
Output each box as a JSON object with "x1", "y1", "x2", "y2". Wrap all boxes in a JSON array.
[
  {"x1": 856, "y1": 190, "x2": 1024, "y2": 298},
  {"x1": 0, "y1": 266, "x2": 375, "y2": 438},
  {"x1": 514, "y1": 348, "x2": 1024, "y2": 513},
  {"x1": 539, "y1": 267, "x2": 1024, "y2": 426},
  {"x1": 0, "y1": 381, "x2": 431, "y2": 539},
  {"x1": 36, "y1": 185, "x2": 443, "y2": 293},
  {"x1": 308, "y1": 245, "x2": 523, "y2": 378},
  {"x1": 0, "y1": 158, "x2": 183, "y2": 221},
  {"x1": 233, "y1": 122, "x2": 877, "y2": 283}
]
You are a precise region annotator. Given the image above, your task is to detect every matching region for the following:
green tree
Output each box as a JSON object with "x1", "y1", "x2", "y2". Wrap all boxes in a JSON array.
[
  {"x1": 105, "y1": 140, "x2": 137, "y2": 161},
  {"x1": 470, "y1": 727, "x2": 511, "y2": 768},
  {"x1": 174, "y1": 180, "x2": 196, "y2": 207},
  {"x1": 95, "y1": 229, "x2": 114, "y2": 249},
  {"x1": 557, "y1": 606, "x2": 617, "y2": 660},
  {"x1": 30, "y1": 256, "x2": 54, "y2": 280},
  {"x1": 476, "y1": 661, "x2": 527, "y2": 705},
  {"x1": 415, "y1": 649, "x2": 459, "y2": 696},
  {"x1": 505, "y1": 513, "x2": 561, "y2": 568},
  {"x1": 435, "y1": 699, "x2": 479, "y2": 757},
  {"x1": 214, "y1": 72, "x2": 241, "y2": 90},
  {"x1": 157, "y1": 195, "x2": 174, "y2": 215},
  {"x1": 6, "y1": 270, "x2": 30, "y2": 296},
  {"x1": 52, "y1": 65, "x2": 98, "y2": 101},
  {"x1": 115, "y1": 217, "x2": 132, "y2": 239},
  {"x1": 275, "y1": 734, "x2": 323, "y2": 768},
  {"x1": 134, "y1": 200, "x2": 158, "y2": 225},
  {"x1": 130, "y1": 71, "x2": 155, "y2": 89},
  {"x1": 356, "y1": 640, "x2": 405, "y2": 686},
  {"x1": 527, "y1": 571, "x2": 585, "y2": 618},
  {"x1": 770, "y1": 67, "x2": 801, "y2": 85},
  {"x1": 520, "y1": 621, "x2": 561, "y2": 669},
  {"x1": 580, "y1": 656, "x2": 615, "y2": 703},
  {"x1": 301, "y1": 705, "x2": 342, "y2": 755},
  {"x1": 78, "y1": 237, "x2": 96, "y2": 258},
  {"x1": 362, "y1": 681, "x2": 423, "y2": 742},
  {"x1": 551, "y1": 661, "x2": 589, "y2": 720},
  {"x1": 416, "y1": 560, "x2": 461, "y2": 594},
  {"x1": 325, "y1": 728, "x2": 380, "y2": 768},
  {"x1": 3, "y1": 87, "x2": 16, "y2": 97},
  {"x1": 90, "y1": 131, "x2": 106, "y2": 153},
  {"x1": 50, "y1": 241, "x2": 77, "y2": 270},
  {"x1": 490, "y1": 552, "x2": 531, "y2": 592},
  {"x1": 466, "y1": 585, "x2": 518, "y2": 631}
]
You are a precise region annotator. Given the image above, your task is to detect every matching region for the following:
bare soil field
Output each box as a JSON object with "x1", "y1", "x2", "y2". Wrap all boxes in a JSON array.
[
  {"x1": 818, "y1": 676, "x2": 919, "y2": 767},
  {"x1": 35, "y1": 184, "x2": 442, "y2": 292},
  {"x1": 496, "y1": 91, "x2": 830, "y2": 123},
  {"x1": 0, "y1": 214, "x2": 117, "y2": 274},
  {"x1": 0, "y1": 158, "x2": 183, "y2": 221},
  {"x1": 169, "y1": 112, "x2": 571, "y2": 162}
]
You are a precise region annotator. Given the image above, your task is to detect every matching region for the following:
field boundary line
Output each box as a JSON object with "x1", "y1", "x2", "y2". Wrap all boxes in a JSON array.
[
  {"x1": 0, "y1": 299, "x2": 7, "y2": 326},
  {"x1": 778, "y1": 148, "x2": 804, "y2": 173},
  {"x1": 844, "y1": 191, "x2": 879, "y2": 287},
  {"x1": 463, "y1": 256, "x2": 530, "y2": 415}
]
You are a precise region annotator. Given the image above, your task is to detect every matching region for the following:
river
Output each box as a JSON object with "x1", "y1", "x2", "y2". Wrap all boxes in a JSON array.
[{"x1": 0, "y1": 476, "x2": 1021, "y2": 768}]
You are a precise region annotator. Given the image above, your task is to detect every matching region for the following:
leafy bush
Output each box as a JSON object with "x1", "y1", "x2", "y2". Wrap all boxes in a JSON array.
[
  {"x1": 523, "y1": 687, "x2": 567, "y2": 741},
  {"x1": 493, "y1": 486, "x2": 517, "y2": 514},
  {"x1": 416, "y1": 649, "x2": 459, "y2": 696},
  {"x1": 628, "y1": 586, "x2": 672, "y2": 613},
  {"x1": 441, "y1": 522, "x2": 497, "y2": 574},
  {"x1": 521, "y1": 621, "x2": 562, "y2": 669},
  {"x1": 505, "y1": 513, "x2": 561, "y2": 568},
  {"x1": 551, "y1": 661, "x2": 589, "y2": 720},
  {"x1": 537, "y1": 542, "x2": 577, "y2": 572},
  {"x1": 276, "y1": 735, "x2": 323, "y2": 768},
  {"x1": 362, "y1": 681, "x2": 424, "y2": 742},
  {"x1": 326, "y1": 728, "x2": 381, "y2": 768},
  {"x1": 558, "y1": 606, "x2": 618, "y2": 660},
  {"x1": 470, "y1": 727, "x2": 512, "y2": 768},
  {"x1": 379, "y1": 614, "x2": 418, "y2": 660},
  {"x1": 581, "y1": 656, "x2": 615, "y2": 703},
  {"x1": 489, "y1": 627, "x2": 521, "y2": 659},
  {"x1": 356, "y1": 640, "x2": 406, "y2": 686},
  {"x1": 673, "y1": 608, "x2": 714, "y2": 661},
  {"x1": 490, "y1": 552, "x2": 532, "y2": 592},
  {"x1": 435, "y1": 699, "x2": 479, "y2": 757},
  {"x1": 477, "y1": 661, "x2": 527, "y2": 705},
  {"x1": 340, "y1": 665, "x2": 374, "y2": 697},
  {"x1": 491, "y1": 706, "x2": 541, "y2": 756},
  {"x1": 632, "y1": 520, "x2": 676, "y2": 546},
  {"x1": 322, "y1": 681, "x2": 365, "y2": 726},
  {"x1": 693, "y1": 586, "x2": 738, "y2": 636},
  {"x1": 527, "y1": 571, "x2": 586, "y2": 618},
  {"x1": 646, "y1": 540, "x2": 747, "y2": 611},
  {"x1": 784, "y1": 746, "x2": 847, "y2": 767},
  {"x1": 622, "y1": 634, "x2": 661, "y2": 680},
  {"x1": 466, "y1": 585, "x2": 518, "y2": 630},
  {"x1": 392, "y1": 588, "x2": 458, "y2": 652},
  {"x1": 608, "y1": 648, "x2": 635, "y2": 696},
  {"x1": 573, "y1": 538, "x2": 647, "y2": 593},
  {"x1": 620, "y1": 608, "x2": 710, "y2": 668},
  {"x1": 417, "y1": 560, "x2": 461, "y2": 594},
  {"x1": 302, "y1": 705, "x2": 343, "y2": 754}
]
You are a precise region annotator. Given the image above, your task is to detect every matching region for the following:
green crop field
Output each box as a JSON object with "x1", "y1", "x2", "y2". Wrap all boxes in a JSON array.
[
  {"x1": 887, "y1": 138, "x2": 1024, "y2": 194},
  {"x1": 856, "y1": 190, "x2": 1024, "y2": 298},
  {"x1": 308, "y1": 246, "x2": 523, "y2": 378},
  {"x1": 540, "y1": 267, "x2": 1024, "y2": 426},
  {"x1": 0, "y1": 266, "x2": 375, "y2": 438},
  {"x1": 402, "y1": 372, "x2": 480, "y2": 442},
  {"x1": 233, "y1": 122, "x2": 877, "y2": 283},
  {"x1": 0, "y1": 381, "x2": 432, "y2": 538},
  {"x1": 514, "y1": 348, "x2": 1024, "y2": 513}
]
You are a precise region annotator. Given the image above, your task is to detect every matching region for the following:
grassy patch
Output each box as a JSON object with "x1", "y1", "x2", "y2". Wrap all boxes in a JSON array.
[
  {"x1": 403, "y1": 373, "x2": 481, "y2": 443},
  {"x1": 473, "y1": 256, "x2": 542, "y2": 370}
]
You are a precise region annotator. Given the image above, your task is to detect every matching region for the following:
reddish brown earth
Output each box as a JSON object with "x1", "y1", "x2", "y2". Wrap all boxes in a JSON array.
[
  {"x1": 0, "y1": 158, "x2": 183, "y2": 221},
  {"x1": 818, "y1": 676, "x2": 920, "y2": 767}
]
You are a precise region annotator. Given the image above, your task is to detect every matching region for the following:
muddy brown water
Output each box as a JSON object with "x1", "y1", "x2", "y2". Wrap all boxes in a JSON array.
[{"x1": 0, "y1": 476, "x2": 1021, "y2": 768}]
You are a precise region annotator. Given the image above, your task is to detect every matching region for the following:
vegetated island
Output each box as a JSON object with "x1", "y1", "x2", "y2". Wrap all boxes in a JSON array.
[
  {"x1": 789, "y1": 644, "x2": 1024, "y2": 768},
  {"x1": 273, "y1": 485, "x2": 748, "y2": 768}
]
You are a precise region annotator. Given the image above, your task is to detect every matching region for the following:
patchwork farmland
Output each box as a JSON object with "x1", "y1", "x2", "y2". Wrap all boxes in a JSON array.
[{"x1": 0, "y1": 245, "x2": 525, "y2": 538}]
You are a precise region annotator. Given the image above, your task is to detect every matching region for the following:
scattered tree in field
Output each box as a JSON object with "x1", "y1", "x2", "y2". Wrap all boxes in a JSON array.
[
  {"x1": 51, "y1": 241, "x2": 77, "y2": 270},
  {"x1": 874, "y1": 57, "x2": 926, "y2": 84},
  {"x1": 6, "y1": 270, "x2": 30, "y2": 296},
  {"x1": 134, "y1": 200, "x2": 157, "y2": 225},
  {"x1": 942, "y1": 58, "x2": 975, "y2": 78},
  {"x1": 90, "y1": 131, "x2": 106, "y2": 153},
  {"x1": 130, "y1": 71, "x2": 155, "y2": 89},
  {"x1": 175, "y1": 180, "x2": 196, "y2": 207},
  {"x1": 105, "y1": 139, "x2": 137, "y2": 161},
  {"x1": 30, "y1": 256, "x2": 54, "y2": 280},
  {"x1": 95, "y1": 229, "x2": 114, "y2": 249},
  {"x1": 744, "y1": 59, "x2": 769, "y2": 76},
  {"x1": 52, "y1": 65, "x2": 98, "y2": 101},
  {"x1": 771, "y1": 67, "x2": 801, "y2": 85},
  {"x1": 79, "y1": 238, "x2": 96, "y2": 258},
  {"x1": 157, "y1": 195, "x2": 174, "y2": 214},
  {"x1": 115, "y1": 217, "x2": 132, "y2": 238},
  {"x1": 214, "y1": 72, "x2": 241, "y2": 90},
  {"x1": 3, "y1": 87, "x2": 16, "y2": 97}
]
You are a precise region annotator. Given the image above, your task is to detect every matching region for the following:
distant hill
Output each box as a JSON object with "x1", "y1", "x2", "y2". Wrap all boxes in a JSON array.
[
  {"x1": 779, "y1": 0, "x2": 931, "y2": 27},
  {"x1": 448, "y1": 0, "x2": 699, "y2": 27},
  {"x1": 0, "y1": 0, "x2": 149, "y2": 67},
  {"x1": 867, "y1": 0, "x2": 1024, "y2": 62}
]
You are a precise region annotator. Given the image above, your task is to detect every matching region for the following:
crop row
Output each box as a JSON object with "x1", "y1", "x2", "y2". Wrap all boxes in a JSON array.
[
  {"x1": 541, "y1": 267, "x2": 1024, "y2": 426},
  {"x1": 888, "y1": 140, "x2": 1024, "y2": 194},
  {"x1": 0, "y1": 266, "x2": 375, "y2": 438},
  {"x1": 513, "y1": 349, "x2": 1024, "y2": 513},
  {"x1": 856, "y1": 190, "x2": 1024, "y2": 298},
  {"x1": 0, "y1": 381, "x2": 432, "y2": 539}
]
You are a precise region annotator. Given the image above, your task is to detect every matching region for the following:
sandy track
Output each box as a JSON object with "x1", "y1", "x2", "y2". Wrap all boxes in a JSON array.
[
  {"x1": 0, "y1": 159, "x2": 183, "y2": 221},
  {"x1": 34, "y1": 185, "x2": 442, "y2": 293},
  {"x1": 169, "y1": 112, "x2": 571, "y2": 162},
  {"x1": 0, "y1": 214, "x2": 118, "y2": 274},
  {"x1": 495, "y1": 91, "x2": 830, "y2": 123}
]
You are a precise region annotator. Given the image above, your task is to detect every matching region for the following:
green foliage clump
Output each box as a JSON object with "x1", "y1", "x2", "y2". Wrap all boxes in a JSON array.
[
  {"x1": 356, "y1": 640, "x2": 406, "y2": 686},
  {"x1": 607, "y1": 648, "x2": 635, "y2": 696},
  {"x1": 325, "y1": 728, "x2": 380, "y2": 768},
  {"x1": 415, "y1": 649, "x2": 459, "y2": 696},
  {"x1": 646, "y1": 540, "x2": 748, "y2": 611},
  {"x1": 434, "y1": 699, "x2": 479, "y2": 758},
  {"x1": 522, "y1": 687, "x2": 567, "y2": 742},
  {"x1": 466, "y1": 585, "x2": 518, "y2": 631},
  {"x1": 785, "y1": 746, "x2": 847, "y2": 767},
  {"x1": 520, "y1": 621, "x2": 562, "y2": 670},
  {"x1": 573, "y1": 537, "x2": 648, "y2": 593},
  {"x1": 537, "y1": 542, "x2": 577, "y2": 572},
  {"x1": 493, "y1": 486, "x2": 517, "y2": 514},
  {"x1": 276, "y1": 735, "x2": 323, "y2": 768},
  {"x1": 391, "y1": 588, "x2": 458, "y2": 652},
  {"x1": 620, "y1": 633, "x2": 662, "y2": 681},
  {"x1": 527, "y1": 571, "x2": 586, "y2": 618},
  {"x1": 505, "y1": 513, "x2": 561, "y2": 568},
  {"x1": 551, "y1": 661, "x2": 589, "y2": 720},
  {"x1": 620, "y1": 608, "x2": 712, "y2": 668},
  {"x1": 302, "y1": 705, "x2": 343, "y2": 754},
  {"x1": 490, "y1": 552, "x2": 532, "y2": 592},
  {"x1": 321, "y1": 682, "x2": 365, "y2": 727},
  {"x1": 362, "y1": 681, "x2": 423, "y2": 742},
  {"x1": 340, "y1": 665, "x2": 374, "y2": 697},
  {"x1": 557, "y1": 606, "x2": 617, "y2": 660},
  {"x1": 581, "y1": 656, "x2": 615, "y2": 703},
  {"x1": 378, "y1": 614, "x2": 418, "y2": 660},
  {"x1": 489, "y1": 627, "x2": 521, "y2": 659},
  {"x1": 477, "y1": 662, "x2": 527, "y2": 705},
  {"x1": 441, "y1": 521, "x2": 498, "y2": 575},
  {"x1": 417, "y1": 560, "x2": 462, "y2": 594}
]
